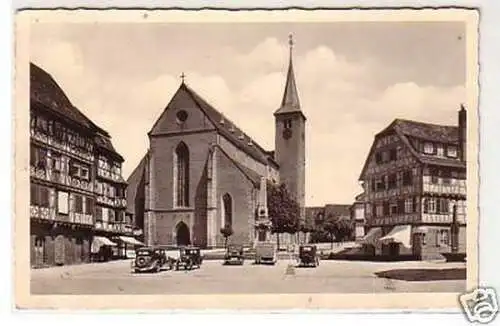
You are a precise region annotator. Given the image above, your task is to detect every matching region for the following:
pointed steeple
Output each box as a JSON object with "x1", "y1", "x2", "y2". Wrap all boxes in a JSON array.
[{"x1": 275, "y1": 34, "x2": 302, "y2": 115}]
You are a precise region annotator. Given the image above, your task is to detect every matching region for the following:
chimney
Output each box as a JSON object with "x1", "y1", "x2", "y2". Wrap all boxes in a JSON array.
[{"x1": 458, "y1": 104, "x2": 467, "y2": 162}]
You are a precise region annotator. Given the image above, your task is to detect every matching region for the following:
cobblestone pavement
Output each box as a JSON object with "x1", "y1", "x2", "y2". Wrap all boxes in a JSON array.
[{"x1": 30, "y1": 259, "x2": 466, "y2": 295}]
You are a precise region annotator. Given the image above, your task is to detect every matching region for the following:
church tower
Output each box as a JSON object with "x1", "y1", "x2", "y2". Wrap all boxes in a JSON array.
[{"x1": 274, "y1": 34, "x2": 306, "y2": 221}]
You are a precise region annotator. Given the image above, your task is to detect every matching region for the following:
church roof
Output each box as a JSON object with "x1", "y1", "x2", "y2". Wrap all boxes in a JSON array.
[
  {"x1": 152, "y1": 81, "x2": 278, "y2": 167},
  {"x1": 274, "y1": 35, "x2": 304, "y2": 117},
  {"x1": 217, "y1": 146, "x2": 263, "y2": 188},
  {"x1": 126, "y1": 152, "x2": 149, "y2": 214}
]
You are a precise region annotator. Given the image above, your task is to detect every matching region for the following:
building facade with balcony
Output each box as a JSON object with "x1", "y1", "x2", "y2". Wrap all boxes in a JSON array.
[
  {"x1": 358, "y1": 106, "x2": 467, "y2": 260},
  {"x1": 29, "y1": 62, "x2": 138, "y2": 268}
]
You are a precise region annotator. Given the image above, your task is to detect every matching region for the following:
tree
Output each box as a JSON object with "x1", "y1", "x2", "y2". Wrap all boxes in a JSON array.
[
  {"x1": 322, "y1": 214, "x2": 338, "y2": 249},
  {"x1": 322, "y1": 215, "x2": 355, "y2": 248},
  {"x1": 334, "y1": 217, "x2": 355, "y2": 242},
  {"x1": 220, "y1": 224, "x2": 234, "y2": 248},
  {"x1": 267, "y1": 181, "x2": 300, "y2": 250}
]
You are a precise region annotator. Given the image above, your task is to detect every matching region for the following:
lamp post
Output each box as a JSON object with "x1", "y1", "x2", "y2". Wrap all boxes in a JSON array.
[{"x1": 450, "y1": 201, "x2": 459, "y2": 254}]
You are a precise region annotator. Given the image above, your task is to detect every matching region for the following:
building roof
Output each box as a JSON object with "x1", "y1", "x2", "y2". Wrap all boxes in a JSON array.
[
  {"x1": 126, "y1": 152, "x2": 149, "y2": 214},
  {"x1": 150, "y1": 81, "x2": 278, "y2": 168},
  {"x1": 31, "y1": 62, "x2": 125, "y2": 163},
  {"x1": 30, "y1": 62, "x2": 93, "y2": 130},
  {"x1": 354, "y1": 192, "x2": 365, "y2": 202},
  {"x1": 393, "y1": 119, "x2": 459, "y2": 144},
  {"x1": 217, "y1": 146, "x2": 263, "y2": 188},
  {"x1": 94, "y1": 133, "x2": 125, "y2": 162},
  {"x1": 305, "y1": 206, "x2": 325, "y2": 219},
  {"x1": 324, "y1": 204, "x2": 352, "y2": 217},
  {"x1": 358, "y1": 114, "x2": 466, "y2": 180}
]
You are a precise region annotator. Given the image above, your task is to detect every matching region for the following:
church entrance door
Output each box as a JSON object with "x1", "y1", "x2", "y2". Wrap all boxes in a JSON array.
[{"x1": 176, "y1": 222, "x2": 191, "y2": 246}]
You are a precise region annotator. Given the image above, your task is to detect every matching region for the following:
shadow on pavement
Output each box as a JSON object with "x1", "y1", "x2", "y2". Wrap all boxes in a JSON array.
[{"x1": 374, "y1": 268, "x2": 466, "y2": 282}]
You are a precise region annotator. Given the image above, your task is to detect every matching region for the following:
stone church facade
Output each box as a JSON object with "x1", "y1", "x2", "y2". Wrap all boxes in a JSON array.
[{"x1": 126, "y1": 36, "x2": 306, "y2": 248}]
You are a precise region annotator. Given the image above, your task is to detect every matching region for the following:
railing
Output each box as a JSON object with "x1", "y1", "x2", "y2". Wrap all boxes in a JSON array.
[
  {"x1": 97, "y1": 168, "x2": 123, "y2": 183},
  {"x1": 31, "y1": 130, "x2": 94, "y2": 162},
  {"x1": 30, "y1": 166, "x2": 94, "y2": 193},
  {"x1": 94, "y1": 221, "x2": 133, "y2": 233},
  {"x1": 96, "y1": 195, "x2": 127, "y2": 208},
  {"x1": 30, "y1": 204, "x2": 93, "y2": 225},
  {"x1": 422, "y1": 176, "x2": 466, "y2": 196}
]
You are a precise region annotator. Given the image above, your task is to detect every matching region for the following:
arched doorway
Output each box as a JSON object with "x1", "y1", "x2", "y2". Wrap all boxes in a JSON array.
[{"x1": 176, "y1": 222, "x2": 191, "y2": 246}]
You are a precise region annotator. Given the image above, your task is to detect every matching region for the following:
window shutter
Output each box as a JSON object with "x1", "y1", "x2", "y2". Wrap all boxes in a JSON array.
[
  {"x1": 436, "y1": 198, "x2": 441, "y2": 214},
  {"x1": 423, "y1": 198, "x2": 428, "y2": 213},
  {"x1": 413, "y1": 196, "x2": 418, "y2": 213}
]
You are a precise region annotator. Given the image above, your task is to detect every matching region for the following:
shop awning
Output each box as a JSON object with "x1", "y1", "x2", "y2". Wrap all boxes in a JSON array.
[
  {"x1": 379, "y1": 225, "x2": 412, "y2": 248},
  {"x1": 91, "y1": 236, "x2": 117, "y2": 253},
  {"x1": 118, "y1": 236, "x2": 144, "y2": 246},
  {"x1": 359, "y1": 227, "x2": 382, "y2": 245},
  {"x1": 413, "y1": 226, "x2": 429, "y2": 234}
]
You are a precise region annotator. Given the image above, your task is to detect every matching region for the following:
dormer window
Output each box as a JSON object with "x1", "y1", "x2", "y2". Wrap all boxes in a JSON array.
[
  {"x1": 447, "y1": 145, "x2": 458, "y2": 158},
  {"x1": 423, "y1": 142, "x2": 434, "y2": 154}
]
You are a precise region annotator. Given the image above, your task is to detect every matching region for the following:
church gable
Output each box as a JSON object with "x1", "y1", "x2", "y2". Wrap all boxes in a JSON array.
[{"x1": 149, "y1": 83, "x2": 216, "y2": 136}]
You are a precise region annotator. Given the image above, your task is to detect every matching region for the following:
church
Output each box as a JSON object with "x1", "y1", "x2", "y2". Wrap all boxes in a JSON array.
[{"x1": 126, "y1": 36, "x2": 306, "y2": 248}]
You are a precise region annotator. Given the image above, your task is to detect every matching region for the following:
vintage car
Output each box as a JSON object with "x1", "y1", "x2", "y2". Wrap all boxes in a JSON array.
[
  {"x1": 223, "y1": 244, "x2": 245, "y2": 265},
  {"x1": 132, "y1": 247, "x2": 167, "y2": 273},
  {"x1": 254, "y1": 242, "x2": 277, "y2": 265},
  {"x1": 298, "y1": 244, "x2": 319, "y2": 267},
  {"x1": 175, "y1": 246, "x2": 203, "y2": 270}
]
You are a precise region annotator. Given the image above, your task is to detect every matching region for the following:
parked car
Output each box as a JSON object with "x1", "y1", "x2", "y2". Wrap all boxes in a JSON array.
[
  {"x1": 224, "y1": 244, "x2": 244, "y2": 265},
  {"x1": 298, "y1": 244, "x2": 319, "y2": 267},
  {"x1": 254, "y1": 242, "x2": 277, "y2": 265},
  {"x1": 132, "y1": 247, "x2": 166, "y2": 273},
  {"x1": 175, "y1": 246, "x2": 203, "y2": 270}
]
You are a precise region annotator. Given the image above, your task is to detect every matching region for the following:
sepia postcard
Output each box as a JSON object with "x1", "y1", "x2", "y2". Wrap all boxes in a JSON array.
[{"x1": 14, "y1": 8, "x2": 480, "y2": 311}]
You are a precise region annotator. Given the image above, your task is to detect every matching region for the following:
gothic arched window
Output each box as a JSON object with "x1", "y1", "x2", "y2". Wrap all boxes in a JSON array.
[
  {"x1": 222, "y1": 193, "x2": 233, "y2": 228},
  {"x1": 174, "y1": 142, "x2": 190, "y2": 207}
]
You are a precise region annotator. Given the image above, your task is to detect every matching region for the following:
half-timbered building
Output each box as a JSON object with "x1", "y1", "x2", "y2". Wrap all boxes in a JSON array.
[
  {"x1": 30, "y1": 62, "x2": 138, "y2": 267},
  {"x1": 358, "y1": 106, "x2": 467, "y2": 260}
]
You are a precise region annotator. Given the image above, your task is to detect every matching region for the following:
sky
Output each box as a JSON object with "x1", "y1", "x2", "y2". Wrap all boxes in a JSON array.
[{"x1": 29, "y1": 21, "x2": 466, "y2": 206}]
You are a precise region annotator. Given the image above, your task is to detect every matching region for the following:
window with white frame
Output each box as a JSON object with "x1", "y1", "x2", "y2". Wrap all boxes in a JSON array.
[
  {"x1": 447, "y1": 145, "x2": 458, "y2": 158},
  {"x1": 57, "y1": 191, "x2": 69, "y2": 214},
  {"x1": 404, "y1": 198, "x2": 413, "y2": 213},
  {"x1": 437, "y1": 144, "x2": 444, "y2": 156},
  {"x1": 423, "y1": 142, "x2": 434, "y2": 154},
  {"x1": 439, "y1": 229, "x2": 450, "y2": 246},
  {"x1": 376, "y1": 204, "x2": 383, "y2": 218},
  {"x1": 424, "y1": 198, "x2": 437, "y2": 213}
]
